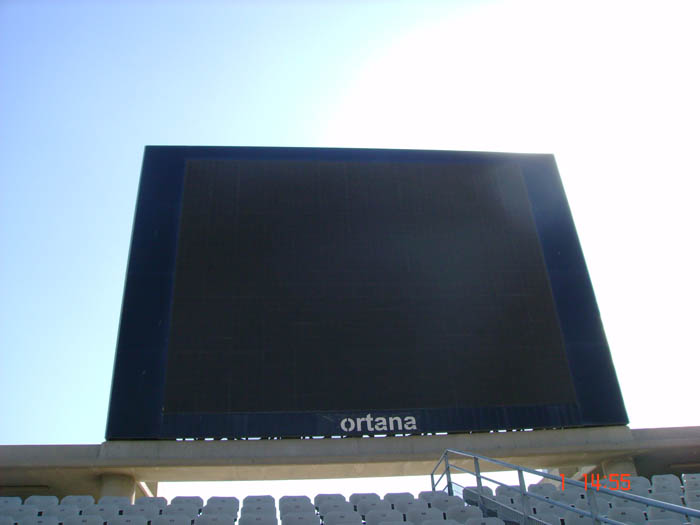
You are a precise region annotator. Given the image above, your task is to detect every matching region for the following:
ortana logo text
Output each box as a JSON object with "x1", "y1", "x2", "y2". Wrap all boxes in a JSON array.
[{"x1": 339, "y1": 413, "x2": 417, "y2": 432}]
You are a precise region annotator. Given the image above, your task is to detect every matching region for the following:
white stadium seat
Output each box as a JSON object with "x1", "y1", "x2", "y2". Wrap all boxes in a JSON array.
[
  {"x1": 606, "y1": 507, "x2": 647, "y2": 525},
  {"x1": 462, "y1": 488, "x2": 492, "y2": 506},
  {"x1": 357, "y1": 501, "x2": 391, "y2": 517},
  {"x1": 237, "y1": 515, "x2": 277, "y2": 525},
  {"x1": 528, "y1": 484, "x2": 557, "y2": 497},
  {"x1": 108, "y1": 516, "x2": 148, "y2": 525},
  {"x1": 685, "y1": 491, "x2": 700, "y2": 507},
  {"x1": 63, "y1": 516, "x2": 105, "y2": 525},
  {"x1": 205, "y1": 500, "x2": 237, "y2": 512},
  {"x1": 25, "y1": 498, "x2": 59, "y2": 510},
  {"x1": 195, "y1": 515, "x2": 236, "y2": 525},
  {"x1": 365, "y1": 509, "x2": 402, "y2": 525},
  {"x1": 0, "y1": 517, "x2": 15, "y2": 525},
  {"x1": 280, "y1": 516, "x2": 318, "y2": 525},
  {"x1": 628, "y1": 477, "x2": 651, "y2": 493},
  {"x1": 280, "y1": 513, "x2": 318, "y2": 525},
  {"x1": 495, "y1": 504, "x2": 522, "y2": 524},
  {"x1": 430, "y1": 496, "x2": 463, "y2": 512},
  {"x1": 241, "y1": 506, "x2": 275, "y2": 517},
  {"x1": 418, "y1": 493, "x2": 442, "y2": 505},
  {"x1": 423, "y1": 520, "x2": 460, "y2": 525},
  {"x1": 653, "y1": 476, "x2": 681, "y2": 491},
  {"x1": 379, "y1": 521, "x2": 413, "y2": 525},
  {"x1": 531, "y1": 503, "x2": 558, "y2": 516},
  {"x1": 279, "y1": 498, "x2": 310, "y2": 507},
  {"x1": 495, "y1": 487, "x2": 519, "y2": 498},
  {"x1": 611, "y1": 496, "x2": 646, "y2": 511},
  {"x1": 551, "y1": 491, "x2": 583, "y2": 506},
  {"x1": 647, "y1": 507, "x2": 686, "y2": 521},
  {"x1": 406, "y1": 507, "x2": 444, "y2": 525},
  {"x1": 383, "y1": 494, "x2": 414, "y2": 508},
  {"x1": 242, "y1": 498, "x2": 274, "y2": 507},
  {"x1": 564, "y1": 512, "x2": 593, "y2": 525},
  {"x1": 571, "y1": 498, "x2": 592, "y2": 512},
  {"x1": 584, "y1": 492, "x2": 612, "y2": 510},
  {"x1": 531, "y1": 511, "x2": 561, "y2": 525},
  {"x1": 83, "y1": 505, "x2": 121, "y2": 519},
  {"x1": 318, "y1": 502, "x2": 354, "y2": 516},
  {"x1": 684, "y1": 474, "x2": 700, "y2": 484},
  {"x1": 43, "y1": 506, "x2": 80, "y2": 520},
  {"x1": 61, "y1": 498, "x2": 94, "y2": 509},
  {"x1": 0, "y1": 498, "x2": 22, "y2": 508},
  {"x1": 201, "y1": 506, "x2": 236, "y2": 518},
  {"x1": 563, "y1": 509, "x2": 586, "y2": 521},
  {"x1": 123, "y1": 506, "x2": 161, "y2": 520},
  {"x1": 493, "y1": 495, "x2": 519, "y2": 508},
  {"x1": 10, "y1": 507, "x2": 40, "y2": 519},
  {"x1": 171, "y1": 499, "x2": 203, "y2": 510},
  {"x1": 314, "y1": 496, "x2": 345, "y2": 509},
  {"x1": 622, "y1": 485, "x2": 651, "y2": 497},
  {"x1": 464, "y1": 518, "x2": 505, "y2": 525},
  {"x1": 445, "y1": 506, "x2": 482, "y2": 523},
  {"x1": 136, "y1": 498, "x2": 167, "y2": 509},
  {"x1": 97, "y1": 500, "x2": 130, "y2": 509},
  {"x1": 650, "y1": 492, "x2": 684, "y2": 506},
  {"x1": 349, "y1": 495, "x2": 380, "y2": 508},
  {"x1": 648, "y1": 520, "x2": 687, "y2": 525},
  {"x1": 151, "y1": 516, "x2": 193, "y2": 525},
  {"x1": 395, "y1": 500, "x2": 429, "y2": 514},
  {"x1": 18, "y1": 517, "x2": 59, "y2": 525},
  {"x1": 279, "y1": 503, "x2": 315, "y2": 517},
  {"x1": 165, "y1": 506, "x2": 199, "y2": 519},
  {"x1": 322, "y1": 510, "x2": 362, "y2": 525}
]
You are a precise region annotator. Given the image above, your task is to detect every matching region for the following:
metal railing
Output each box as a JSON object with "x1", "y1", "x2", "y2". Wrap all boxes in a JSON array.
[{"x1": 431, "y1": 448, "x2": 700, "y2": 525}]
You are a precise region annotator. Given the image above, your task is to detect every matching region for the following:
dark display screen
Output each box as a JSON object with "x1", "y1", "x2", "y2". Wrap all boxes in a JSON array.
[
  {"x1": 106, "y1": 147, "x2": 627, "y2": 440},
  {"x1": 163, "y1": 159, "x2": 575, "y2": 414}
]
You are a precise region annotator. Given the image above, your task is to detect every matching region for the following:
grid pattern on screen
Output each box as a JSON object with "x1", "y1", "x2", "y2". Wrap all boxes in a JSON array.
[{"x1": 163, "y1": 158, "x2": 576, "y2": 414}]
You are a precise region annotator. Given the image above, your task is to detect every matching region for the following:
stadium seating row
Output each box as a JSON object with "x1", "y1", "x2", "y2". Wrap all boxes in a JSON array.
[
  {"x1": 3, "y1": 475, "x2": 700, "y2": 525},
  {"x1": 0, "y1": 492, "x2": 481, "y2": 525},
  {"x1": 463, "y1": 482, "x2": 700, "y2": 525}
]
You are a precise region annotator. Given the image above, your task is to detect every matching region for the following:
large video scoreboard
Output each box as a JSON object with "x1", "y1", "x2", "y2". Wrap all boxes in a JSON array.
[{"x1": 106, "y1": 146, "x2": 627, "y2": 439}]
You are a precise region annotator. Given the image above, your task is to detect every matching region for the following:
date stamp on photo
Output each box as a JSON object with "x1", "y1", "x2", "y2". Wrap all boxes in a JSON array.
[{"x1": 560, "y1": 473, "x2": 631, "y2": 491}]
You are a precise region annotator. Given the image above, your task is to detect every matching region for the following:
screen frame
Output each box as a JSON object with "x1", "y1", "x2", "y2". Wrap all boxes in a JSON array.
[{"x1": 106, "y1": 146, "x2": 627, "y2": 440}]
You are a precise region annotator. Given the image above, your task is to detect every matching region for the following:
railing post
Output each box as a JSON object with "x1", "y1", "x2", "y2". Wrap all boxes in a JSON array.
[
  {"x1": 518, "y1": 468, "x2": 530, "y2": 525},
  {"x1": 431, "y1": 452, "x2": 441, "y2": 491},
  {"x1": 587, "y1": 489, "x2": 600, "y2": 525},
  {"x1": 474, "y1": 457, "x2": 483, "y2": 507},
  {"x1": 445, "y1": 452, "x2": 454, "y2": 496}
]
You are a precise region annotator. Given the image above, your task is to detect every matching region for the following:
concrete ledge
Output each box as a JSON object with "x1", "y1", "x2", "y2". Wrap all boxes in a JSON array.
[{"x1": 2, "y1": 426, "x2": 700, "y2": 498}]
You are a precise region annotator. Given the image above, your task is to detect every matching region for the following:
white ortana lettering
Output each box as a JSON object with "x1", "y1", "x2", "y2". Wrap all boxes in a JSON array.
[{"x1": 339, "y1": 414, "x2": 418, "y2": 433}]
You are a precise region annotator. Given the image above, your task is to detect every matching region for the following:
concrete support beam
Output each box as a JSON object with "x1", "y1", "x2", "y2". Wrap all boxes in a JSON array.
[
  {"x1": 570, "y1": 465, "x2": 597, "y2": 482},
  {"x1": 545, "y1": 467, "x2": 578, "y2": 484},
  {"x1": 1, "y1": 426, "x2": 698, "y2": 498},
  {"x1": 602, "y1": 457, "x2": 638, "y2": 477},
  {"x1": 100, "y1": 473, "x2": 135, "y2": 502}
]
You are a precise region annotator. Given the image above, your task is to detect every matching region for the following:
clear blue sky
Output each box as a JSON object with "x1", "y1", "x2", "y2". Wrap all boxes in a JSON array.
[{"x1": 1, "y1": 0, "x2": 698, "y2": 450}]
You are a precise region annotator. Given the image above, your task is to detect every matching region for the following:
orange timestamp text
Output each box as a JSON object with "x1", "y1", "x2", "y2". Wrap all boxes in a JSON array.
[{"x1": 560, "y1": 473, "x2": 631, "y2": 491}]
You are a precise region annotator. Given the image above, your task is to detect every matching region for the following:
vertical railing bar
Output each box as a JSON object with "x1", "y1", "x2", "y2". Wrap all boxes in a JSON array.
[
  {"x1": 445, "y1": 452, "x2": 454, "y2": 496},
  {"x1": 588, "y1": 485, "x2": 600, "y2": 525},
  {"x1": 474, "y1": 457, "x2": 484, "y2": 509},
  {"x1": 518, "y1": 467, "x2": 530, "y2": 525}
]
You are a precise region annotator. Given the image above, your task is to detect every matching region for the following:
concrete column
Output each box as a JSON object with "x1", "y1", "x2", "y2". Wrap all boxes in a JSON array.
[
  {"x1": 100, "y1": 473, "x2": 136, "y2": 502},
  {"x1": 602, "y1": 457, "x2": 638, "y2": 477},
  {"x1": 547, "y1": 467, "x2": 578, "y2": 480}
]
